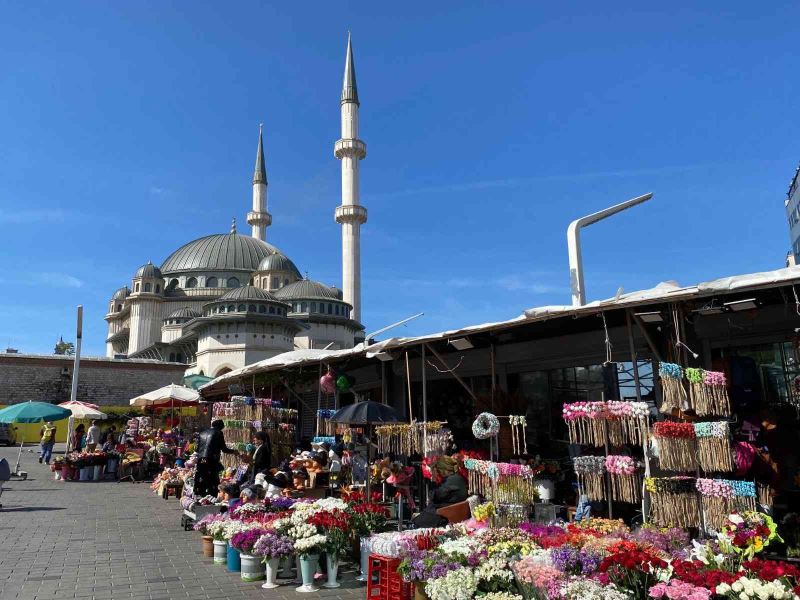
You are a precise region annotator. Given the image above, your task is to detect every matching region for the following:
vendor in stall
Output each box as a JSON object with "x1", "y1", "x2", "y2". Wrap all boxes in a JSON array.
[
  {"x1": 194, "y1": 420, "x2": 241, "y2": 497},
  {"x1": 246, "y1": 431, "x2": 272, "y2": 485},
  {"x1": 411, "y1": 455, "x2": 468, "y2": 528}
]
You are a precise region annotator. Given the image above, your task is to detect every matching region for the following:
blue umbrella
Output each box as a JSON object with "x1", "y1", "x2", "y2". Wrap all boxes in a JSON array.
[{"x1": 0, "y1": 401, "x2": 72, "y2": 476}]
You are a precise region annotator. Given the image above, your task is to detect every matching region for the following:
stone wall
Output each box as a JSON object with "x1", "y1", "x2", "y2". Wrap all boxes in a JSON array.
[{"x1": 0, "y1": 354, "x2": 186, "y2": 407}]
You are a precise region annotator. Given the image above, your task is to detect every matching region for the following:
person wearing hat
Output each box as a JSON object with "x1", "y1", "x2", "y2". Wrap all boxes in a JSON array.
[
  {"x1": 195, "y1": 420, "x2": 240, "y2": 497},
  {"x1": 38, "y1": 421, "x2": 57, "y2": 464},
  {"x1": 264, "y1": 470, "x2": 290, "y2": 498}
]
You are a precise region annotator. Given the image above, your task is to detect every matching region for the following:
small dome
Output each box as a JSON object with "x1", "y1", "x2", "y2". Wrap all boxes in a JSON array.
[
  {"x1": 165, "y1": 307, "x2": 201, "y2": 320},
  {"x1": 135, "y1": 261, "x2": 163, "y2": 279},
  {"x1": 218, "y1": 285, "x2": 279, "y2": 302},
  {"x1": 161, "y1": 232, "x2": 280, "y2": 275},
  {"x1": 112, "y1": 286, "x2": 130, "y2": 300},
  {"x1": 274, "y1": 279, "x2": 342, "y2": 301},
  {"x1": 256, "y1": 252, "x2": 301, "y2": 278}
]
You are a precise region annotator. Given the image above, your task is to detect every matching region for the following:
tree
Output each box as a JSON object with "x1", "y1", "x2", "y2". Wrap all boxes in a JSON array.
[{"x1": 54, "y1": 337, "x2": 75, "y2": 355}]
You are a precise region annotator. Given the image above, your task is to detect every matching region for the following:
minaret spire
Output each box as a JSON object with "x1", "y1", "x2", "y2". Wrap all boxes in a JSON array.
[
  {"x1": 335, "y1": 33, "x2": 367, "y2": 326},
  {"x1": 247, "y1": 124, "x2": 272, "y2": 241}
]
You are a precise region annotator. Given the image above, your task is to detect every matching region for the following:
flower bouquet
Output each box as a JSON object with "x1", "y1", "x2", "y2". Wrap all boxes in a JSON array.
[
  {"x1": 230, "y1": 527, "x2": 268, "y2": 555},
  {"x1": 193, "y1": 513, "x2": 225, "y2": 536},
  {"x1": 348, "y1": 502, "x2": 389, "y2": 537},
  {"x1": 307, "y1": 509, "x2": 352, "y2": 557},
  {"x1": 598, "y1": 547, "x2": 667, "y2": 599},
  {"x1": 652, "y1": 421, "x2": 698, "y2": 471},
  {"x1": 720, "y1": 512, "x2": 782, "y2": 560},
  {"x1": 716, "y1": 576, "x2": 797, "y2": 599},
  {"x1": 293, "y1": 533, "x2": 326, "y2": 557},
  {"x1": 513, "y1": 557, "x2": 563, "y2": 600},
  {"x1": 253, "y1": 532, "x2": 294, "y2": 560},
  {"x1": 648, "y1": 579, "x2": 712, "y2": 600}
]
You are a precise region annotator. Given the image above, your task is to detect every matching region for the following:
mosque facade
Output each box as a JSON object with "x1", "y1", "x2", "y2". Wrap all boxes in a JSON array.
[{"x1": 104, "y1": 36, "x2": 367, "y2": 378}]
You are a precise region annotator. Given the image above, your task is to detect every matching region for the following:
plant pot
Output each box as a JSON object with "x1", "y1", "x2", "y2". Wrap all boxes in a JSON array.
[
  {"x1": 79, "y1": 467, "x2": 90, "y2": 481},
  {"x1": 226, "y1": 545, "x2": 241, "y2": 572},
  {"x1": 355, "y1": 537, "x2": 369, "y2": 582},
  {"x1": 93, "y1": 465, "x2": 103, "y2": 481},
  {"x1": 61, "y1": 465, "x2": 72, "y2": 480},
  {"x1": 106, "y1": 458, "x2": 118, "y2": 474},
  {"x1": 54, "y1": 471, "x2": 61, "y2": 481},
  {"x1": 415, "y1": 581, "x2": 429, "y2": 600},
  {"x1": 296, "y1": 554, "x2": 319, "y2": 593},
  {"x1": 278, "y1": 554, "x2": 294, "y2": 579},
  {"x1": 262, "y1": 557, "x2": 280, "y2": 589},
  {"x1": 201, "y1": 536, "x2": 214, "y2": 557},
  {"x1": 323, "y1": 553, "x2": 340, "y2": 588},
  {"x1": 240, "y1": 553, "x2": 264, "y2": 581},
  {"x1": 212, "y1": 540, "x2": 227, "y2": 565}
]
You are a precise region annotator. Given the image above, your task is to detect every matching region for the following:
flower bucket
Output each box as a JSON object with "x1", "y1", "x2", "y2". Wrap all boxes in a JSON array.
[
  {"x1": 61, "y1": 465, "x2": 72, "y2": 480},
  {"x1": 212, "y1": 540, "x2": 227, "y2": 565},
  {"x1": 201, "y1": 536, "x2": 214, "y2": 557},
  {"x1": 355, "y1": 537, "x2": 369, "y2": 582},
  {"x1": 106, "y1": 458, "x2": 118, "y2": 475},
  {"x1": 278, "y1": 555, "x2": 294, "y2": 579},
  {"x1": 415, "y1": 581, "x2": 429, "y2": 600},
  {"x1": 323, "y1": 553, "x2": 340, "y2": 588},
  {"x1": 226, "y1": 544, "x2": 241, "y2": 572},
  {"x1": 240, "y1": 553, "x2": 264, "y2": 581},
  {"x1": 79, "y1": 467, "x2": 91, "y2": 481},
  {"x1": 296, "y1": 554, "x2": 319, "y2": 593},
  {"x1": 54, "y1": 471, "x2": 62, "y2": 481},
  {"x1": 92, "y1": 465, "x2": 103, "y2": 481},
  {"x1": 262, "y1": 557, "x2": 280, "y2": 589}
]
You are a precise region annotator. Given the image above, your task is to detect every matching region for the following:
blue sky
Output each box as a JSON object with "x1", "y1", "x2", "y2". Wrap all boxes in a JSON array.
[{"x1": 0, "y1": 2, "x2": 797, "y2": 356}]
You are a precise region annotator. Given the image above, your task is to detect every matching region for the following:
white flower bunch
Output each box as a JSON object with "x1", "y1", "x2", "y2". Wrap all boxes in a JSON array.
[
  {"x1": 425, "y1": 567, "x2": 478, "y2": 600},
  {"x1": 438, "y1": 537, "x2": 481, "y2": 558},
  {"x1": 293, "y1": 534, "x2": 326, "y2": 556},
  {"x1": 561, "y1": 579, "x2": 630, "y2": 600},
  {"x1": 287, "y1": 522, "x2": 317, "y2": 542},
  {"x1": 717, "y1": 577, "x2": 798, "y2": 600},
  {"x1": 521, "y1": 548, "x2": 553, "y2": 566},
  {"x1": 290, "y1": 497, "x2": 348, "y2": 523},
  {"x1": 476, "y1": 556, "x2": 513, "y2": 585},
  {"x1": 269, "y1": 517, "x2": 292, "y2": 535},
  {"x1": 206, "y1": 519, "x2": 228, "y2": 539},
  {"x1": 222, "y1": 519, "x2": 255, "y2": 541},
  {"x1": 482, "y1": 593, "x2": 523, "y2": 600}
]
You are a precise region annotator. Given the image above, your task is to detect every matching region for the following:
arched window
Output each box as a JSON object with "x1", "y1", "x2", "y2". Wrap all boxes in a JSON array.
[
  {"x1": 169, "y1": 353, "x2": 175, "y2": 362},
  {"x1": 206, "y1": 276, "x2": 218, "y2": 287},
  {"x1": 269, "y1": 306, "x2": 275, "y2": 314},
  {"x1": 186, "y1": 277, "x2": 198, "y2": 288},
  {"x1": 218, "y1": 306, "x2": 225, "y2": 313},
  {"x1": 134, "y1": 283, "x2": 140, "y2": 292},
  {"x1": 144, "y1": 283, "x2": 152, "y2": 292},
  {"x1": 271, "y1": 277, "x2": 279, "y2": 289},
  {"x1": 248, "y1": 304, "x2": 256, "y2": 312},
  {"x1": 301, "y1": 302, "x2": 308, "y2": 312},
  {"x1": 116, "y1": 304, "x2": 122, "y2": 312},
  {"x1": 228, "y1": 304, "x2": 235, "y2": 313},
  {"x1": 335, "y1": 305, "x2": 340, "y2": 315},
  {"x1": 227, "y1": 277, "x2": 240, "y2": 288},
  {"x1": 258, "y1": 305, "x2": 266, "y2": 313},
  {"x1": 284, "y1": 278, "x2": 289, "y2": 286},
  {"x1": 155, "y1": 284, "x2": 160, "y2": 293},
  {"x1": 238, "y1": 304, "x2": 246, "y2": 312},
  {"x1": 167, "y1": 278, "x2": 179, "y2": 290},
  {"x1": 311, "y1": 302, "x2": 317, "y2": 313}
]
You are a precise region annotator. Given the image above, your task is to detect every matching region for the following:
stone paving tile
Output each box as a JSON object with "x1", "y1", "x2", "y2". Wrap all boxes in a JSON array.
[{"x1": 0, "y1": 445, "x2": 364, "y2": 600}]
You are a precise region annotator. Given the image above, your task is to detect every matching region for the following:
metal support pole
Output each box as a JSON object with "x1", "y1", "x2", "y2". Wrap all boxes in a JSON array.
[
  {"x1": 69, "y1": 306, "x2": 83, "y2": 404},
  {"x1": 626, "y1": 310, "x2": 650, "y2": 524},
  {"x1": 421, "y1": 344, "x2": 427, "y2": 453},
  {"x1": 405, "y1": 352, "x2": 413, "y2": 421}
]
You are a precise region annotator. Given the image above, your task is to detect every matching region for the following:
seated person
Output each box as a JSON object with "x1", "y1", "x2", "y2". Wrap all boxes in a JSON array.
[
  {"x1": 264, "y1": 470, "x2": 291, "y2": 498},
  {"x1": 328, "y1": 443, "x2": 343, "y2": 474},
  {"x1": 239, "y1": 487, "x2": 257, "y2": 506},
  {"x1": 283, "y1": 469, "x2": 308, "y2": 498},
  {"x1": 411, "y1": 456, "x2": 467, "y2": 528},
  {"x1": 218, "y1": 482, "x2": 242, "y2": 510}
]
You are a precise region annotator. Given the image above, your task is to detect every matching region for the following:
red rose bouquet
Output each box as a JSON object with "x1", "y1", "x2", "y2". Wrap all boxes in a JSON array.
[{"x1": 599, "y1": 548, "x2": 667, "y2": 597}]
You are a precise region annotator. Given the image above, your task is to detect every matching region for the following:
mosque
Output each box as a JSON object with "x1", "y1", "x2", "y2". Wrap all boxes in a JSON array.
[{"x1": 104, "y1": 36, "x2": 368, "y2": 379}]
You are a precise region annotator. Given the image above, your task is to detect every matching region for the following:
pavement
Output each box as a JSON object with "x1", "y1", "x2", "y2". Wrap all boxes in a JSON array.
[{"x1": 0, "y1": 445, "x2": 365, "y2": 600}]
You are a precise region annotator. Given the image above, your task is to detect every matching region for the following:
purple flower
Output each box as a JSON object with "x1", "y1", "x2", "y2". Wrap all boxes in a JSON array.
[
  {"x1": 230, "y1": 528, "x2": 268, "y2": 554},
  {"x1": 265, "y1": 497, "x2": 296, "y2": 512},
  {"x1": 550, "y1": 545, "x2": 601, "y2": 575},
  {"x1": 252, "y1": 532, "x2": 294, "y2": 559}
]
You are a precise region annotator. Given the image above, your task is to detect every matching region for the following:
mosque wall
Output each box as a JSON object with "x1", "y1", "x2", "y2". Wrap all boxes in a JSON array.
[{"x1": 0, "y1": 354, "x2": 185, "y2": 407}]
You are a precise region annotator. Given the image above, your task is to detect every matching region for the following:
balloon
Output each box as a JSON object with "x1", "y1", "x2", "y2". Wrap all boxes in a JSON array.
[
  {"x1": 320, "y1": 372, "x2": 336, "y2": 394},
  {"x1": 336, "y1": 375, "x2": 351, "y2": 391}
]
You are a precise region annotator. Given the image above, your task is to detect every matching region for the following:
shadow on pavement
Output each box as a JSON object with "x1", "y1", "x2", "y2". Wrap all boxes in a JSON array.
[{"x1": 0, "y1": 506, "x2": 66, "y2": 513}]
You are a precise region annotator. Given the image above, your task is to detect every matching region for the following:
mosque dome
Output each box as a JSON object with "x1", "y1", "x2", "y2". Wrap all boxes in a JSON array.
[
  {"x1": 274, "y1": 279, "x2": 342, "y2": 301},
  {"x1": 218, "y1": 285, "x2": 279, "y2": 302},
  {"x1": 134, "y1": 261, "x2": 163, "y2": 279},
  {"x1": 112, "y1": 286, "x2": 130, "y2": 300},
  {"x1": 256, "y1": 252, "x2": 301, "y2": 278},
  {"x1": 160, "y1": 232, "x2": 280, "y2": 275},
  {"x1": 165, "y1": 307, "x2": 201, "y2": 320}
]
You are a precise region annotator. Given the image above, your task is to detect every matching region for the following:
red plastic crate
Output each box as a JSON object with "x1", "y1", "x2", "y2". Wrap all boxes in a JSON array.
[{"x1": 367, "y1": 554, "x2": 412, "y2": 600}]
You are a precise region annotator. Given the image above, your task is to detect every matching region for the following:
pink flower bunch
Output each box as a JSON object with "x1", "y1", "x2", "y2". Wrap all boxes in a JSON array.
[
  {"x1": 703, "y1": 371, "x2": 726, "y2": 387},
  {"x1": 695, "y1": 478, "x2": 734, "y2": 498},
  {"x1": 648, "y1": 579, "x2": 712, "y2": 600},
  {"x1": 605, "y1": 455, "x2": 637, "y2": 475},
  {"x1": 514, "y1": 557, "x2": 563, "y2": 597},
  {"x1": 563, "y1": 402, "x2": 604, "y2": 421}
]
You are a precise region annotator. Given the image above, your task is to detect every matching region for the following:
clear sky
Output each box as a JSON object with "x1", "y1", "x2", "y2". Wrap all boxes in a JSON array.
[{"x1": 0, "y1": 2, "x2": 797, "y2": 356}]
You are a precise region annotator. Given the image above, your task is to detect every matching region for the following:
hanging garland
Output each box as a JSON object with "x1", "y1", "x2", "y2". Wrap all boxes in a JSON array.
[
  {"x1": 573, "y1": 456, "x2": 606, "y2": 501},
  {"x1": 509, "y1": 415, "x2": 528, "y2": 455},
  {"x1": 702, "y1": 371, "x2": 731, "y2": 417},
  {"x1": 472, "y1": 413, "x2": 501, "y2": 440},
  {"x1": 605, "y1": 455, "x2": 642, "y2": 503},
  {"x1": 659, "y1": 362, "x2": 688, "y2": 414},
  {"x1": 462, "y1": 458, "x2": 540, "y2": 505},
  {"x1": 316, "y1": 409, "x2": 338, "y2": 436},
  {"x1": 652, "y1": 421, "x2": 697, "y2": 472},
  {"x1": 696, "y1": 478, "x2": 756, "y2": 530},
  {"x1": 645, "y1": 476, "x2": 701, "y2": 528},
  {"x1": 375, "y1": 421, "x2": 452, "y2": 455},
  {"x1": 694, "y1": 421, "x2": 734, "y2": 472},
  {"x1": 562, "y1": 401, "x2": 649, "y2": 447}
]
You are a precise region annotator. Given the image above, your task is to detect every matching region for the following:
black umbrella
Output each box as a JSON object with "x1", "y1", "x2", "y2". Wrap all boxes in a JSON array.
[
  {"x1": 329, "y1": 400, "x2": 400, "y2": 425},
  {"x1": 329, "y1": 401, "x2": 400, "y2": 501}
]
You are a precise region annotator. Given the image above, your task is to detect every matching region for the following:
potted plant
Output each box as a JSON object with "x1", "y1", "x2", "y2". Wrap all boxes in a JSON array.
[
  {"x1": 348, "y1": 502, "x2": 389, "y2": 582},
  {"x1": 206, "y1": 518, "x2": 229, "y2": 565},
  {"x1": 231, "y1": 527, "x2": 268, "y2": 582},
  {"x1": 289, "y1": 523, "x2": 326, "y2": 593},
  {"x1": 222, "y1": 520, "x2": 252, "y2": 572},
  {"x1": 193, "y1": 514, "x2": 222, "y2": 557},
  {"x1": 308, "y1": 509, "x2": 352, "y2": 589},
  {"x1": 253, "y1": 532, "x2": 294, "y2": 589}
]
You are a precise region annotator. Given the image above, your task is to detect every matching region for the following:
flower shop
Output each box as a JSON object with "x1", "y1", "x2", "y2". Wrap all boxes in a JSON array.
[{"x1": 185, "y1": 266, "x2": 800, "y2": 598}]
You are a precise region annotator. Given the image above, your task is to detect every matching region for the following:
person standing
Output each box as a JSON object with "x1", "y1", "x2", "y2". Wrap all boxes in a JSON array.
[
  {"x1": 194, "y1": 420, "x2": 239, "y2": 497},
  {"x1": 38, "y1": 421, "x2": 57, "y2": 464},
  {"x1": 247, "y1": 431, "x2": 271, "y2": 485},
  {"x1": 71, "y1": 423, "x2": 86, "y2": 452},
  {"x1": 85, "y1": 420, "x2": 101, "y2": 452}
]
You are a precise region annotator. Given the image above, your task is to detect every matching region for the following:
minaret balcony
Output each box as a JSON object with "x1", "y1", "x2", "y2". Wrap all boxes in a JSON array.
[
  {"x1": 335, "y1": 204, "x2": 368, "y2": 224},
  {"x1": 247, "y1": 210, "x2": 272, "y2": 227},
  {"x1": 334, "y1": 138, "x2": 367, "y2": 160}
]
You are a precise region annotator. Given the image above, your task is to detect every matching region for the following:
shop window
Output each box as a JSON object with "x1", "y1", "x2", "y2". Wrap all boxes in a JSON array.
[
  {"x1": 186, "y1": 277, "x2": 198, "y2": 288},
  {"x1": 207, "y1": 276, "x2": 218, "y2": 287}
]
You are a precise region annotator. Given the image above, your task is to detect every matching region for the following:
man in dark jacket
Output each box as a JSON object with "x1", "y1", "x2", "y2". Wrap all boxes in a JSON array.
[
  {"x1": 194, "y1": 420, "x2": 238, "y2": 497},
  {"x1": 247, "y1": 431, "x2": 272, "y2": 484}
]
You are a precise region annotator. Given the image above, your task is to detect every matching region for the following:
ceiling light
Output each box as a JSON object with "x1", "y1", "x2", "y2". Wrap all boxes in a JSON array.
[
  {"x1": 634, "y1": 311, "x2": 664, "y2": 323},
  {"x1": 724, "y1": 298, "x2": 759, "y2": 312},
  {"x1": 449, "y1": 337, "x2": 474, "y2": 350},
  {"x1": 694, "y1": 304, "x2": 726, "y2": 315}
]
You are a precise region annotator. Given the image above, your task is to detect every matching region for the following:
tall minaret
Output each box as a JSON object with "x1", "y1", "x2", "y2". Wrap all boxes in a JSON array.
[
  {"x1": 248, "y1": 124, "x2": 272, "y2": 241},
  {"x1": 335, "y1": 33, "x2": 367, "y2": 323}
]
